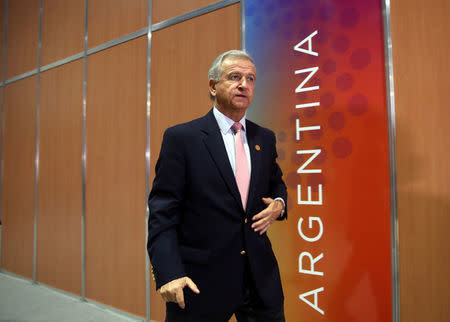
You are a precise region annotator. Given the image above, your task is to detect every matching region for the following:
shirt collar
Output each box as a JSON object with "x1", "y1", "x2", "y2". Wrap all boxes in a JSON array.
[{"x1": 213, "y1": 106, "x2": 246, "y2": 134}]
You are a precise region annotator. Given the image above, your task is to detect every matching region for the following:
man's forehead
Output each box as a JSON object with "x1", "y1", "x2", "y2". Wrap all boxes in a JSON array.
[{"x1": 221, "y1": 57, "x2": 256, "y2": 74}]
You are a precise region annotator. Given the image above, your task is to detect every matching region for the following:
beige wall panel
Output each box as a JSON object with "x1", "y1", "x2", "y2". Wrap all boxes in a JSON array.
[
  {"x1": 5, "y1": 0, "x2": 39, "y2": 79},
  {"x1": 152, "y1": 0, "x2": 219, "y2": 24},
  {"x1": 0, "y1": 88, "x2": 1, "y2": 230},
  {"x1": 86, "y1": 37, "x2": 147, "y2": 317},
  {"x1": 149, "y1": 4, "x2": 240, "y2": 320},
  {"x1": 0, "y1": 0, "x2": 5, "y2": 80},
  {"x1": 0, "y1": 87, "x2": 1, "y2": 154},
  {"x1": 41, "y1": 0, "x2": 85, "y2": 66},
  {"x1": 391, "y1": 0, "x2": 450, "y2": 321},
  {"x1": 1, "y1": 76, "x2": 37, "y2": 278},
  {"x1": 37, "y1": 60, "x2": 83, "y2": 295},
  {"x1": 88, "y1": 0, "x2": 147, "y2": 49}
]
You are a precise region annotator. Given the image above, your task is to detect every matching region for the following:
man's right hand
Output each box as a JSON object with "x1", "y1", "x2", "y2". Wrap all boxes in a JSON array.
[{"x1": 158, "y1": 277, "x2": 200, "y2": 309}]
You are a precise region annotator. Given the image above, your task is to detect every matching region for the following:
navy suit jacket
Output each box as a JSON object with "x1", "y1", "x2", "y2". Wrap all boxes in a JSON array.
[{"x1": 147, "y1": 109, "x2": 287, "y2": 318}]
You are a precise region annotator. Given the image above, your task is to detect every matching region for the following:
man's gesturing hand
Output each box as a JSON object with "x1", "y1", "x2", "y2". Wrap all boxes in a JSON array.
[
  {"x1": 159, "y1": 277, "x2": 200, "y2": 309},
  {"x1": 251, "y1": 197, "x2": 284, "y2": 235}
]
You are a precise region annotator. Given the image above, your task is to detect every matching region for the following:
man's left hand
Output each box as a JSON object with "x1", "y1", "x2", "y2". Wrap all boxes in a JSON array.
[{"x1": 251, "y1": 197, "x2": 284, "y2": 235}]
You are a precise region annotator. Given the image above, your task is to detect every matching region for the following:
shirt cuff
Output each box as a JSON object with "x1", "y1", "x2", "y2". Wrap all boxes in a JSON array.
[{"x1": 274, "y1": 197, "x2": 285, "y2": 218}]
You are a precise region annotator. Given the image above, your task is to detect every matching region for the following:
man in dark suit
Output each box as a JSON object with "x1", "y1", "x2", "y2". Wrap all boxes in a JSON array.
[{"x1": 147, "y1": 50, "x2": 287, "y2": 322}]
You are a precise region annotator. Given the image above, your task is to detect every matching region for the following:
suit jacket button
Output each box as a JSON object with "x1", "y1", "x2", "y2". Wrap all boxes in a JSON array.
[
  {"x1": 244, "y1": 218, "x2": 248, "y2": 224},
  {"x1": 240, "y1": 250, "x2": 246, "y2": 255}
]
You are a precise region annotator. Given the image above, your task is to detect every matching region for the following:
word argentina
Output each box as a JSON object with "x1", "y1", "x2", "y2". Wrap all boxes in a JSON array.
[{"x1": 294, "y1": 30, "x2": 325, "y2": 316}]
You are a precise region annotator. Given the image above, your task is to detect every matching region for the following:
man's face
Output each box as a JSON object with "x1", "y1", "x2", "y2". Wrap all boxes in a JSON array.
[{"x1": 210, "y1": 57, "x2": 256, "y2": 114}]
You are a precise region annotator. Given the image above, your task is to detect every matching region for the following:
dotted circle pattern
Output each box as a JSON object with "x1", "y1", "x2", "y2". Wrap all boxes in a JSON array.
[{"x1": 246, "y1": 2, "x2": 373, "y2": 174}]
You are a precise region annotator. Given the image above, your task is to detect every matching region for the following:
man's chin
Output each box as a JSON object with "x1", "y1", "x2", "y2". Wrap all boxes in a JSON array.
[
  {"x1": 231, "y1": 100, "x2": 252, "y2": 110},
  {"x1": 231, "y1": 104, "x2": 250, "y2": 111}
]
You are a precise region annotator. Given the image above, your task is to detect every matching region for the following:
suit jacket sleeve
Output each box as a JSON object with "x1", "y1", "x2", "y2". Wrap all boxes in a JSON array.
[
  {"x1": 147, "y1": 127, "x2": 186, "y2": 289},
  {"x1": 268, "y1": 130, "x2": 288, "y2": 220}
]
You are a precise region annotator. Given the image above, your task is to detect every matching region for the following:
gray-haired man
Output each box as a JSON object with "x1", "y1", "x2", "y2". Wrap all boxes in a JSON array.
[{"x1": 148, "y1": 50, "x2": 287, "y2": 322}]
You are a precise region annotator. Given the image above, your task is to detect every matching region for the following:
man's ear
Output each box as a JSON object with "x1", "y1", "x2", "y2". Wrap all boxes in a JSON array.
[{"x1": 209, "y1": 79, "x2": 216, "y2": 98}]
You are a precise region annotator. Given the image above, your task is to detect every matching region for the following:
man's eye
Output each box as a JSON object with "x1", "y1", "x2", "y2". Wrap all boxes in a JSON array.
[
  {"x1": 247, "y1": 76, "x2": 255, "y2": 83},
  {"x1": 231, "y1": 74, "x2": 241, "y2": 81}
]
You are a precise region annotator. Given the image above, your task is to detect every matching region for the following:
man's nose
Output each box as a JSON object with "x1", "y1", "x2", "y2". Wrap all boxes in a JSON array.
[{"x1": 238, "y1": 77, "x2": 249, "y2": 89}]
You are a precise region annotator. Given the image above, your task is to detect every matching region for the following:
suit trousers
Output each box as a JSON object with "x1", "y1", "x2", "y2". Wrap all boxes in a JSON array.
[{"x1": 165, "y1": 256, "x2": 285, "y2": 322}]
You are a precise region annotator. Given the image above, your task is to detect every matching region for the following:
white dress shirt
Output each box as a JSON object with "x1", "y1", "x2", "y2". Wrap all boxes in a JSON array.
[{"x1": 213, "y1": 106, "x2": 251, "y2": 175}]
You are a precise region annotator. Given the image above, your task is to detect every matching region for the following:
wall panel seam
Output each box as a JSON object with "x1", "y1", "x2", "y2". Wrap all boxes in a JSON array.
[
  {"x1": 87, "y1": 28, "x2": 147, "y2": 56},
  {"x1": 0, "y1": 0, "x2": 8, "y2": 270},
  {"x1": 33, "y1": 0, "x2": 43, "y2": 283},
  {"x1": 151, "y1": 0, "x2": 239, "y2": 32},
  {"x1": 240, "y1": 0, "x2": 245, "y2": 50},
  {"x1": 145, "y1": 0, "x2": 152, "y2": 321},
  {"x1": 81, "y1": 0, "x2": 88, "y2": 301},
  {"x1": 40, "y1": 53, "x2": 84, "y2": 72},
  {"x1": 382, "y1": 1, "x2": 400, "y2": 322},
  {"x1": 3, "y1": 69, "x2": 39, "y2": 85}
]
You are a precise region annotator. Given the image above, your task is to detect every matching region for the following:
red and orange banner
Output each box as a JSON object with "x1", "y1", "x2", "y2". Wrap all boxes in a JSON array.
[{"x1": 245, "y1": 0, "x2": 392, "y2": 320}]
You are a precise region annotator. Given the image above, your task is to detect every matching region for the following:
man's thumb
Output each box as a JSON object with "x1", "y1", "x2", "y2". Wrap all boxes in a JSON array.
[
  {"x1": 262, "y1": 197, "x2": 272, "y2": 205},
  {"x1": 185, "y1": 277, "x2": 200, "y2": 294}
]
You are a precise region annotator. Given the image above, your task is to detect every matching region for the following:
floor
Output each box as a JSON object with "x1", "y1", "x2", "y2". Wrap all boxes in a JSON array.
[{"x1": 0, "y1": 272, "x2": 147, "y2": 322}]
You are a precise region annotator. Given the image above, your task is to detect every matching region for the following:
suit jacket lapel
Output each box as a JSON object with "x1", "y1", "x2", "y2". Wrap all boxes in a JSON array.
[
  {"x1": 246, "y1": 120, "x2": 261, "y2": 214},
  {"x1": 201, "y1": 110, "x2": 244, "y2": 212}
]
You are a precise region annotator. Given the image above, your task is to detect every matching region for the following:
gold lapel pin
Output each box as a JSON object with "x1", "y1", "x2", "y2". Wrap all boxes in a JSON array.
[{"x1": 255, "y1": 144, "x2": 261, "y2": 151}]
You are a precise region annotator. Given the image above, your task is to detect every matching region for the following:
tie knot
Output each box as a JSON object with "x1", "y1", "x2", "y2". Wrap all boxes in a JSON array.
[{"x1": 232, "y1": 122, "x2": 243, "y2": 133}]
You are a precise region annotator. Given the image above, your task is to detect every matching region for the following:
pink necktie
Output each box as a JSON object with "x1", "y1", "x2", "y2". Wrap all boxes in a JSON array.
[{"x1": 232, "y1": 122, "x2": 250, "y2": 210}]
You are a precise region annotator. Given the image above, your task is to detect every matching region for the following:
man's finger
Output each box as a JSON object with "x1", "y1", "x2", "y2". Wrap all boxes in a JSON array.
[
  {"x1": 252, "y1": 209, "x2": 268, "y2": 221},
  {"x1": 252, "y1": 215, "x2": 271, "y2": 227},
  {"x1": 254, "y1": 220, "x2": 269, "y2": 232},
  {"x1": 176, "y1": 289, "x2": 185, "y2": 309},
  {"x1": 252, "y1": 218, "x2": 266, "y2": 230},
  {"x1": 262, "y1": 197, "x2": 273, "y2": 205},
  {"x1": 260, "y1": 225, "x2": 270, "y2": 234},
  {"x1": 186, "y1": 278, "x2": 200, "y2": 294}
]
